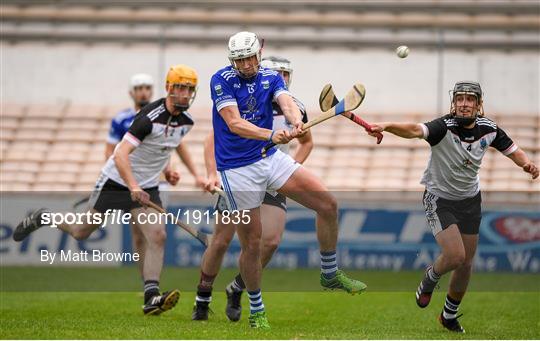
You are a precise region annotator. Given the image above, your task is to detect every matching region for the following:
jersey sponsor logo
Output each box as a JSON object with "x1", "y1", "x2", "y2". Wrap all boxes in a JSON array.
[
  {"x1": 214, "y1": 84, "x2": 223, "y2": 96},
  {"x1": 233, "y1": 83, "x2": 241, "y2": 89},
  {"x1": 241, "y1": 112, "x2": 259, "y2": 122}
]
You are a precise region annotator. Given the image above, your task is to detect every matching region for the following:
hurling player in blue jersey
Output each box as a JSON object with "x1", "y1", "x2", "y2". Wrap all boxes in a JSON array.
[
  {"x1": 191, "y1": 55, "x2": 313, "y2": 323},
  {"x1": 209, "y1": 31, "x2": 367, "y2": 329},
  {"x1": 105, "y1": 73, "x2": 154, "y2": 159}
]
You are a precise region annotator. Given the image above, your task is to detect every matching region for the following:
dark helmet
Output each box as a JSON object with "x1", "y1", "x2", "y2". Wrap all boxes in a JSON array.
[{"x1": 450, "y1": 81, "x2": 484, "y2": 126}]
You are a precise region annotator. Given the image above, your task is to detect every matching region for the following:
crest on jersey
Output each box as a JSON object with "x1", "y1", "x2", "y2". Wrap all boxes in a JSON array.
[
  {"x1": 261, "y1": 80, "x2": 270, "y2": 89},
  {"x1": 247, "y1": 95, "x2": 257, "y2": 113},
  {"x1": 214, "y1": 84, "x2": 223, "y2": 96},
  {"x1": 480, "y1": 138, "x2": 487, "y2": 150},
  {"x1": 462, "y1": 158, "x2": 473, "y2": 168}
]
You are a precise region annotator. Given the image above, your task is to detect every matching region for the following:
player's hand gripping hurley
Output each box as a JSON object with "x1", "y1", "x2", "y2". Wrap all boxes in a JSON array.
[{"x1": 261, "y1": 83, "x2": 367, "y2": 157}]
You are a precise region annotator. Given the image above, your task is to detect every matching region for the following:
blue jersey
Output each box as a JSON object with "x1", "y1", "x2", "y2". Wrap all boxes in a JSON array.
[
  {"x1": 107, "y1": 108, "x2": 136, "y2": 144},
  {"x1": 211, "y1": 65, "x2": 290, "y2": 170}
]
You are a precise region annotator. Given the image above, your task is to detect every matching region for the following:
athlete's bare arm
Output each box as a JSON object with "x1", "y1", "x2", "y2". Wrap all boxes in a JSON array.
[
  {"x1": 507, "y1": 148, "x2": 539, "y2": 179},
  {"x1": 113, "y1": 140, "x2": 150, "y2": 204},
  {"x1": 370, "y1": 122, "x2": 424, "y2": 139},
  {"x1": 219, "y1": 106, "x2": 292, "y2": 144},
  {"x1": 275, "y1": 93, "x2": 303, "y2": 127},
  {"x1": 105, "y1": 143, "x2": 116, "y2": 160},
  {"x1": 113, "y1": 140, "x2": 138, "y2": 190},
  {"x1": 176, "y1": 143, "x2": 205, "y2": 188},
  {"x1": 293, "y1": 131, "x2": 313, "y2": 164},
  {"x1": 203, "y1": 132, "x2": 220, "y2": 192}
]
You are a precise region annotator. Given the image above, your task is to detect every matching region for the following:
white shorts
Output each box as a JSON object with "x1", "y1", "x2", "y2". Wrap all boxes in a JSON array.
[{"x1": 219, "y1": 150, "x2": 301, "y2": 210}]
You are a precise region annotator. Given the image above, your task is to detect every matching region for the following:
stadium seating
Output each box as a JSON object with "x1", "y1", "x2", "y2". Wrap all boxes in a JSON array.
[
  {"x1": 1, "y1": 1, "x2": 538, "y2": 50},
  {"x1": 1, "y1": 103, "x2": 538, "y2": 206}
]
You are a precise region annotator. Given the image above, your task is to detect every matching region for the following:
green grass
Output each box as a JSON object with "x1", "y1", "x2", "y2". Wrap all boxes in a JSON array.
[{"x1": 1, "y1": 267, "x2": 539, "y2": 339}]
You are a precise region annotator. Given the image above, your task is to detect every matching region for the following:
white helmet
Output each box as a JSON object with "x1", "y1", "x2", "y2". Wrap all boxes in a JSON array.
[
  {"x1": 129, "y1": 73, "x2": 154, "y2": 90},
  {"x1": 228, "y1": 31, "x2": 262, "y2": 77},
  {"x1": 261, "y1": 56, "x2": 293, "y2": 87}
]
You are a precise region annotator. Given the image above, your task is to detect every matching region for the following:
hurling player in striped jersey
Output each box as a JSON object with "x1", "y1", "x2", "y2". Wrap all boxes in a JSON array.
[
  {"x1": 105, "y1": 73, "x2": 156, "y2": 284},
  {"x1": 370, "y1": 81, "x2": 538, "y2": 333},
  {"x1": 13, "y1": 65, "x2": 206, "y2": 316},
  {"x1": 104, "y1": 73, "x2": 202, "y2": 284}
]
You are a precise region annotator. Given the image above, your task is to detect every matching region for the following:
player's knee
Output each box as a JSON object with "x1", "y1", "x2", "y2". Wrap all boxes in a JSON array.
[
  {"x1": 460, "y1": 256, "x2": 474, "y2": 269},
  {"x1": 262, "y1": 235, "x2": 281, "y2": 254},
  {"x1": 448, "y1": 249, "x2": 466, "y2": 269},
  {"x1": 148, "y1": 228, "x2": 167, "y2": 247},
  {"x1": 243, "y1": 238, "x2": 261, "y2": 255},
  {"x1": 211, "y1": 237, "x2": 232, "y2": 255},
  {"x1": 317, "y1": 195, "x2": 338, "y2": 219}
]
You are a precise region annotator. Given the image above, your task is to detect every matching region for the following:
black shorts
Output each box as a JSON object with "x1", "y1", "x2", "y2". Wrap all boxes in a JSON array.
[
  {"x1": 214, "y1": 191, "x2": 287, "y2": 212},
  {"x1": 422, "y1": 190, "x2": 482, "y2": 235},
  {"x1": 90, "y1": 177, "x2": 162, "y2": 214},
  {"x1": 262, "y1": 192, "x2": 287, "y2": 211}
]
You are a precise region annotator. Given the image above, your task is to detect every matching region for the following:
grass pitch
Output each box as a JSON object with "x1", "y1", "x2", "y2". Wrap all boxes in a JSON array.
[{"x1": 1, "y1": 267, "x2": 538, "y2": 339}]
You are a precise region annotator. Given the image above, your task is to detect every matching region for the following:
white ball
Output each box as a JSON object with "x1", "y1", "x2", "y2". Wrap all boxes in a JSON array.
[{"x1": 396, "y1": 45, "x2": 409, "y2": 58}]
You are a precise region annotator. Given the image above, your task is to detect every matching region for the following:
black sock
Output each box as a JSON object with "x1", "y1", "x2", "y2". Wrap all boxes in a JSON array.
[
  {"x1": 144, "y1": 280, "x2": 160, "y2": 303},
  {"x1": 235, "y1": 273, "x2": 246, "y2": 290},
  {"x1": 442, "y1": 294, "x2": 461, "y2": 320},
  {"x1": 226, "y1": 273, "x2": 246, "y2": 292},
  {"x1": 196, "y1": 285, "x2": 212, "y2": 305}
]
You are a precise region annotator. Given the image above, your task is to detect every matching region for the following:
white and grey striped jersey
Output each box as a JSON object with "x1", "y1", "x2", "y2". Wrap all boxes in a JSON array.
[
  {"x1": 101, "y1": 98, "x2": 194, "y2": 189},
  {"x1": 420, "y1": 114, "x2": 516, "y2": 200},
  {"x1": 271, "y1": 95, "x2": 308, "y2": 154}
]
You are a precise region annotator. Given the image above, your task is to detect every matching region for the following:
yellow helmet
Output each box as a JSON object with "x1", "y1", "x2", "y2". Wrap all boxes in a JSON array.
[
  {"x1": 165, "y1": 64, "x2": 198, "y2": 110},
  {"x1": 166, "y1": 64, "x2": 198, "y2": 89}
]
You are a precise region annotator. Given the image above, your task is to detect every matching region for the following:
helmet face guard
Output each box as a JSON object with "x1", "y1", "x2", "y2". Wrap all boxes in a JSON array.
[
  {"x1": 261, "y1": 56, "x2": 293, "y2": 87},
  {"x1": 165, "y1": 64, "x2": 198, "y2": 111},
  {"x1": 167, "y1": 84, "x2": 197, "y2": 111},
  {"x1": 228, "y1": 31, "x2": 263, "y2": 78},
  {"x1": 449, "y1": 81, "x2": 484, "y2": 126}
]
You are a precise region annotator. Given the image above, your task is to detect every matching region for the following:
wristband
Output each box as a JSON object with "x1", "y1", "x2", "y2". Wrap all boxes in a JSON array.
[{"x1": 268, "y1": 130, "x2": 275, "y2": 141}]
